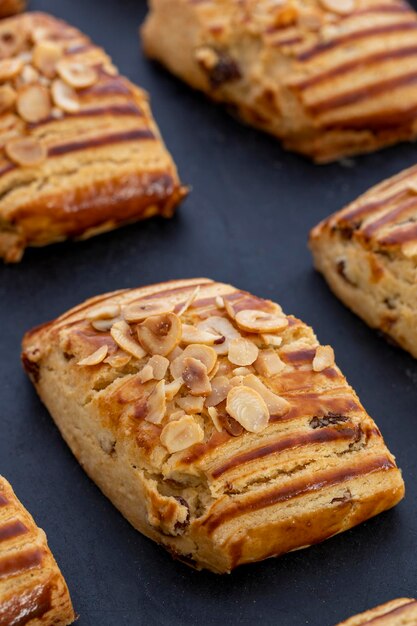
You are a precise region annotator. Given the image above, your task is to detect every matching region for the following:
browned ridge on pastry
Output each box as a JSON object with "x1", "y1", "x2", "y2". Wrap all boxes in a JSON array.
[
  {"x1": 335, "y1": 598, "x2": 417, "y2": 625},
  {"x1": 142, "y1": 0, "x2": 417, "y2": 162},
  {"x1": 0, "y1": 12, "x2": 186, "y2": 263},
  {"x1": 22, "y1": 278, "x2": 404, "y2": 573},
  {"x1": 0, "y1": 475, "x2": 75, "y2": 625},
  {"x1": 0, "y1": 0, "x2": 24, "y2": 18},
  {"x1": 310, "y1": 164, "x2": 417, "y2": 358}
]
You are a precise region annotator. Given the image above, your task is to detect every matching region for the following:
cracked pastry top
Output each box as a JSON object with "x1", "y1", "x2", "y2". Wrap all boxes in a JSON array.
[
  {"x1": 22, "y1": 278, "x2": 404, "y2": 573},
  {"x1": 0, "y1": 12, "x2": 186, "y2": 263},
  {"x1": 335, "y1": 598, "x2": 417, "y2": 625},
  {"x1": 310, "y1": 164, "x2": 417, "y2": 358},
  {"x1": 142, "y1": 0, "x2": 417, "y2": 162},
  {"x1": 0, "y1": 0, "x2": 25, "y2": 18},
  {"x1": 0, "y1": 475, "x2": 75, "y2": 626}
]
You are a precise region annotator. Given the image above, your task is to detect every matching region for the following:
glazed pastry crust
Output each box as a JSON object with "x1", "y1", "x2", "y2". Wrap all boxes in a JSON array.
[
  {"x1": 0, "y1": 12, "x2": 186, "y2": 263},
  {"x1": 310, "y1": 164, "x2": 417, "y2": 358},
  {"x1": 0, "y1": 0, "x2": 25, "y2": 17},
  {"x1": 142, "y1": 0, "x2": 417, "y2": 162},
  {"x1": 0, "y1": 476, "x2": 75, "y2": 626},
  {"x1": 22, "y1": 278, "x2": 404, "y2": 573},
  {"x1": 336, "y1": 598, "x2": 417, "y2": 625}
]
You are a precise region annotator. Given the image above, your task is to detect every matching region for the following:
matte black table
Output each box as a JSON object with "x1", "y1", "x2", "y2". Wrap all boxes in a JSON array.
[{"x1": 1, "y1": 1, "x2": 417, "y2": 624}]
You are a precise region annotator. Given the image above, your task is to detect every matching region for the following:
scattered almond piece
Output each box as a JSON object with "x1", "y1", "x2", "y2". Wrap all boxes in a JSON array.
[
  {"x1": 91, "y1": 318, "x2": 117, "y2": 332},
  {"x1": 148, "y1": 355, "x2": 169, "y2": 380},
  {"x1": 124, "y1": 300, "x2": 174, "y2": 323},
  {"x1": 319, "y1": 0, "x2": 355, "y2": 14},
  {"x1": 226, "y1": 385, "x2": 269, "y2": 433},
  {"x1": 205, "y1": 375, "x2": 231, "y2": 407},
  {"x1": 33, "y1": 40, "x2": 63, "y2": 78},
  {"x1": 20, "y1": 65, "x2": 39, "y2": 84},
  {"x1": 261, "y1": 333, "x2": 283, "y2": 347},
  {"x1": 177, "y1": 286, "x2": 200, "y2": 317},
  {"x1": 177, "y1": 395, "x2": 205, "y2": 414},
  {"x1": 165, "y1": 378, "x2": 183, "y2": 401},
  {"x1": 160, "y1": 415, "x2": 204, "y2": 453},
  {"x1": 145, "y1": 380, "x2": 166, "y2": 424},
  {"x1": 51, "y1": 78, "x2": 80, "y2": 113},
  {"x1": 77, "y1": 344, "x2": 108, "y2": 366},
  {"x1": 181, "y1": 323, "x2": 219, "y2": 345},
  {"x1": 137, "y1": 312, "x2": 182, "y2": 356},
  {"x1": 0, "y1": 57, "x2": 23, "y2": 81},
  {"x1": 56, "y1": 59, "x2": 97, "y2": 88},
  {"x1": 87, "y1": 303, "x2": 121, "y2": 322},
  {"x1": 235, "y1": 309, "x2": 289, "y2": 334},
  {"x1": 103, "y1": 352, "x2": 131, "y2": 368},
  {"x1": 181, "y1": 357, "x2": 211, "y2": 396},
  {"x1": 0, "y1": 25, "x2": 25, "y2": 57},
  {"x1": 255, "y1": 349, "x2": 285, "y2": 377},
  {"x1": 228, "y1": 337, "x2": 259, "y2": 366},
  {"x1": 215, "y1": 296, "x2": 224, "y2": 309},
  {"x1": 5, "y1": 137, "x2": 46, "y2": 167},
  {"x1": 312, "y1": 345, "x2": 335, "y2": 372},
  {"x1": 197, "y1": 316, "x2": 240, "y2": 355},
  {"x1": 0, "y1": 85, "x2": 16, "y2": 114},
  {"x1": 17, "y1": 84, "x2": 51, "y2": 122},
  {"x1": 402, "y1": 241, "x2": 417, "y2": 258},
  {"x1": 170, "y1": 344, "x2": 217, "y2": 379},
  {"x1": 208, "y1": 406, "x2": 223, "y2": 432},
  {"x1": 169, "y1": 410, "x2": 186, "y2": 422},
  {"x1": 111, "y1": 320, "x2": 147, "y2": 360},
  {"x1": 243, "y1": 374, "x2": 290, "y2": 417},
  {"x1": 138, "y1": 363, "x2": 154, "y2": 383},
  {"x1": 232, "y1": 367, "x2": 253, "y2": 376}
]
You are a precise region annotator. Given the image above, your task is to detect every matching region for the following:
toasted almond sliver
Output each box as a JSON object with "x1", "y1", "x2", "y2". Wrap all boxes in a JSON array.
[
  {"x1": 205, "y1": 375, "x2": 231, "y2": 407},
  {"x1": 255, "y1": 349, "x2": 285, "y2": 378},
  {"x1": 226, "y1": 385, "x2": 269, "y2": 433},
  {"x1": 215, "y1": 296, "x2": 224, "y2": 309},
  {"x1": 138, "y1": 363, "x2": 154, "y2": 383},
  {"x1": 228, "y1": 337, "x2": 259, "y2": 366},
  {"x1": 5, "y1": 137, "x2": 47, "y2": 167},
  {"x1": 243, "y1": 374, "x2": 290, "y2": 417},
  {"x1": 181, "y1": 324, "x2": 220, "y2": 345},
  {"x1": 169, "y1": 409, "x2": 186, "y2": 422},
  {"x1": 176, "y1": 395, "x2": 205, "y2": 414},
  {"x1": 170, "y1": 344, "x2": 217, "y2": 379},
  {"x1": 261, "y1": 333, "x2": 283, "y2": 347},
  {"x1": 208, "y1": 406, "x2": 223, "y2": 432},
  {"x1": 402, "y1": 241, "x2": 417, "y2": 258},
  {"x1": 91, "y1": 318, "x2": 118, "y2": 332},
  {"x1": 235, "y1": 309, "x2": 289, "y2": 334},
  {"x1": 0, "y1": 58, "x2": 23, "y2": 81},
  {"x1": 124, "y1": 300, "x2": 174, "y2": 323},
  {"x1": 0, "y1": 85, "x2": 16, "y2": 114},
  {"x1": 181, "y1": 357, "x2": 212, "y2": 396},
  {"x1": 57, "y1": 60, "x2": 98, "y2": 88},
  {"x1": 197, "y1": 316, "x2": 240, "y2": 355},
  {"x1": 87, "y1": 303, "x2": 121, "y2": 322},
  {"x1": 148, "y1": 355, "x2": 169, "y2": 380},
  {"x1": 232, "y1": 367, "x2": 253, "y2": 376},
  {"x1": 319, "y1": 0, "x2": 355, "y2": 14},
  {"x1": 20, "y1": 65, "x2": 39, "y2": 84},
  {"x1": 51, "y1": 78, "x2": 80, "y2": 113},
  {"x1": 104, "y1": 352, "x2": 131, "y2": 368},
  {"x1": 312, "y1": 345, "x2": 335, "y2": 372},
  {"x1": 17, "y1": 84, "x2": 51, "y2": 123},
  {"x1": 77, "y1": 344, "x2": 108, "y2": 366},
  {"x1": 145, "y1": 380, "x2": 166, "y2": 424},
  {"x1": 111, "y1": 320, "x2": 147, "y2": 360},
  {"x1": 165, "y1": 378, "x2": 183, "y2": 401},
  {"x1": 137, "y1": 312, "x2": 182, "y2": 356},
  {"x1": 0, "y1": 26, "x2": 25, "y2": 57},
  {"x1": 160, "y1": 415, "x2": 204, "y2": 453},
  {"x1": 177, "y1": 286, "x2": 200, "y2": 317},
  {"x1": 33, "y1": 40, "x2": 63, "y2": 78}
]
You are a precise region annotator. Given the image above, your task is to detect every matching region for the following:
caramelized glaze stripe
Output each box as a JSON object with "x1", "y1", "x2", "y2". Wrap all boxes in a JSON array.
[
  {"x1": 203, "y1": 456, "x2": 395, "y2": 533},
  {"x1": 0, "y1": 548, "x2": 43, "y2": 580},
  {"x1": 298, "y1": 22, "x2": 417, "y2": 61},
  {"x1": 80, "y1": 77, "x2": 132, "y2": 96},
  {"x1": 0, "y1": 584, "x2": 52, "y2": 626},
  {"x1": 281, "y1": 348, "x2": 316, "y2": 363},
  {"x1": 0, "y1": 520, "x2": 28, "y2": 543},
  {"x1": 361, "y1": 600, "x2": 417, "y2": 625},
  {"x1": 308, "y1": 70, "x2": 417, "y2": 115},
  {"x1": 378, "y1": 221, "x2": 417, "y2": 244},
  {"x1": 362, "y1": 196, "x2": 417, "y2": 237},
  {"x1": 29, "y1": 103, "x2": 143, "y2": 129},
  {"x1": 294, "y1": 45, "x2": 417, "y2": 91},
  {"x1": 276, "y1": 395, "x2": 359, "y2": 423},
  {"x1": 48, "y1": 128, "x2": 155, "y2": 156},
  {"x1": 323, "y1": 102, "x2": 417, "y2": 129},
  {"x1": 211, "y1": 425, "x2": 360, "y2": 479},
  {"x1": 338, "y1": 188, "x2": 411, "y2": 223}
]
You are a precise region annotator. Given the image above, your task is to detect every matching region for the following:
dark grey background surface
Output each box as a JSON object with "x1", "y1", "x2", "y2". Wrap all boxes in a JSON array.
[{"x1": 1, "y1": 1, "x2": 417, "y2": 624}]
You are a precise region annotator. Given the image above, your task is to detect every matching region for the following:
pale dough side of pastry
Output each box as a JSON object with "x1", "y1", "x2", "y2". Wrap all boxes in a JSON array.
[
  {"x1": 310, "y1": 164, "x2": 417, "y2": 358},
  {"x1": 22, "y1": 278, "x2": 404, "y2": 573},
  {"x1": 335, "y1": 598, "x2": 417, "y2": 625},
  {"x1": 142, "y1": 0, "x2": 417, "y2": 162},
  {"x1": 0, "y1": 476, "x2": 75, "y2": 625},
  {"x1": 0, "y1": 12, "x2": 186, "y2": 263}
]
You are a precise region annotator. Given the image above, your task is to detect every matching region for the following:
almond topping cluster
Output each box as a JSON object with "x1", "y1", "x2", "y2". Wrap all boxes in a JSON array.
[
  {"x1": 0, "y1": 19, "x2": 113, "y2": 167},
  {"x1": 78, "y1": 290, "x2": 335, "y2": 454}
]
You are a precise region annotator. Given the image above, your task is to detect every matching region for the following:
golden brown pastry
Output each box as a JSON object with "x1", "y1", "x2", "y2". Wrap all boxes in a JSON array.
[
  {"x1": 0, "y1": 0, "x2": 25, "y2": 18},
  {"x1": 310, "y1": 164, "x2": 417, "y2": 358},
  {"x1": 335, "y1": 598, "x2": 417, "y2": 625},
  {"x1": 22, "y1": 278, "x2": 404, "y2": 573},
  {"x1": 0, "y1": 475, "x2": 75, "y2": 625},
  {"x1": 0, "y1": 12, "x2": 186, "y2": 263},
  {"x1": 142, "y1": 0, "x2": 417, "y2": 162}
]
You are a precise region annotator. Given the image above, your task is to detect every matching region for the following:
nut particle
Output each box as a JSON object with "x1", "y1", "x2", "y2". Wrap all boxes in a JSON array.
[
  {"x1": 319, "y1": 0, "x2": 356, "y2": 14},
  {"x1": 243, "y1": 374, "x2": 290, "y2": 416},
  {"x1": 5, "y1": 136, "x2": 47, "y2": 167},
  {"x1": 137, "y1": 312, "x2": 182, "y2": 356},
  {"x1": 255, "y1": 349, "x2": 285, "y2": 377},
  {"x1": 312, "y1": 345, "x2": 335, "y2": 372},
  {"x1": 170, "y1": 344, "x2": 217, "y2": 379},
  {"x1": 17, "y1": 84, "x2": 51, "y2": 123},
  {"x1": 124, "y1": 300, "x2": 174, "y2": 323},
  {"x1": 160, "y1": 415, "x2": 204, "y2": 453},
  {"x1": 77, "y1": 344, "x2": 108, "y2": 366},
  {"x1": 0, "y1": 84, "x2": 16, "y2": 114},
  {"x1": 181, "y1": 357, "x2": 212, "y2": 396},
  {"x1": 145, "y1": 380, "x2": 166, "y2": 424},
  {"x1": 51, "y1": 78, "x2": 80, "y2": 113},
  {"x1": 57, "y1": 60, "x2": 98, "y2": 89},
  {"x1": 235, "y1": 309, "x2": 289, "y2": 333},
  {"x1": 228, "y1": 337, "x2": 259, "y2": 366},
  {"x1": 32, "y1": 40, "x2": 63, "y2": 78},
  {"x1": 110, "y1": 320, "x2": 147, "y2": 360},
  {"x1": 0, "y1": 57, "x2": 23, "y2": 81},
  {"x1": 226, "y1": 385, "x2": 270, "y2": 433}
]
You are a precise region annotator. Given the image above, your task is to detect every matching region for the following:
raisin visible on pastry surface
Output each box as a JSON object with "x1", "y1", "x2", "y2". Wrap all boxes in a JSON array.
[
  {"x1": 142, "y1": 0, "x2": 417, "y2": 162},
  {"x1": 310, "y1": 164, "x2": 417, "y2": 358},
  {"x1": 22, "y1": 278, "x2": 404, "y2": 573},
  {"x1": 0, "y1": 12, "x2": 187, "y2": 263},
  {"x1": 0, "y1": 475, "x2": 75, "y2": 626},
  {"x1": 335, "y1": 598, "x2": 417, "y2": 625}
]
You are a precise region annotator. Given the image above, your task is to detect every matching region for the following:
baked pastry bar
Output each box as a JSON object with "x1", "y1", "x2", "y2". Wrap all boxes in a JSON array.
[
  {"x1": 0, "y1": 12, "x2": 186, "y2": 263},
  {"x1": 310, "y1": 164, "x2": 417, "y2": 358},
  {"x1": 142, "y1": 0, "x2": 417, "y2": 162},
  {"x1": 335, "y1": 598, "x2": 417, "y2": 625},
  {"x1": 22, "y1": 278, "x2": 404, "y2": 573},
  {"x1": 0, "y1": 475, "x2": 75, "y2": 625},
  {"x1": 0, "y1": 0, "x2": 25, "y2": 18}
]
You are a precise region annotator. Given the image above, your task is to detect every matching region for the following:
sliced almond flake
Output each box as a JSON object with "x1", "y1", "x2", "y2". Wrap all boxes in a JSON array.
[
  {"x1": 261, "y1": 333, "x2": 283, "y2": 347},
  {"x1": 176, "y1": 395, "x2": 204, "y2": 414},
  {"x1": 197, "y1": 316, "x2": 240, "y2": 355},
  {"x1": 319, "y1": 0, "x2": 355, "y2": 14},
  {"x1": 181, "y1": 323, "x2": 220, "y2": 345},
  {"x1": 165, "y1": 378, "x2": 183, "y2": 401},
  {"x1": 91, "y1": 318, "x2": 118, "y2": 332},
  {"x1": 243, "y1": 374, "x2": 290, "y2": 417},
  {"x1": 33, "y1": 40, "x2": 63, "y2": 78},
  {"x1": 103, "y1": 352, "x2": 131, "y2": 368},
  {"x1": 169, "y1": 409, "x2": 186, "y2": 422},
  {"x1": 17, "y1": 84, "x2": 51, "y2": 123},
  {"x1": 215, "y1": 296, "x2": 224, "y2": 309},
  {"x1": 160, "y1": 415, "x2": 204, "y2": 453},
  {"x1": 56, "y1": 60, "x2": 98, "y2": 88},
  {"x1": 20, "y1": 65, "x2": 39, "y2": 84},
  {"x1": 228, "y1": 337, "x2": 259, "y2": 366},
  {"x1": 232, "y1": 367, "x2": 253, "y2": 376},
  {"x1": 0, "y1": 57, "x2": 23, "y2": 81},
  {"x1": 77, "y1": 344, "x2": 108, "y2": 366},
  {"x1": 0, "y1": 85, "x2": 16, "y2": 114},
  {"x1": 205, "y1": 375, "x2": 231, "y2": 407},
  {"x1": 51, "y1": 78, "x2": 80, "y2": 113},
  {"x1": 181, "y1": 357, "x2": 212, "y2": 396},
  {"x1": 177, "y1": 286, "x2": 200, "y2": 317},
  {"x1": 235, "y1": 309, "x2": 289, "y2": 334},
  {"x1": 226, "y1": 386, "x2": 269, "y2": 433},
  {"x1": 137, "y1": 312, "x2": 182, "y2": 356},
  {"x1": 148, "y1": 355, "x2": 169, "y2": 380},
  {"x1": 111, "y1": 320, "x2": 147, "y2": 360},
  {"x1": 170, "y1": 344, "x2": 217, "y2": 379},
  {"x1": 145, "y1": 380, "x2": 166, "y2": 424},
  {"x1": 312, "y1": 345, "x2": 335, "y2": 372},
  {"x1": 255, "y1": 349, "x2": 285, "y2": 377},
  {"x1": 208, "y1": 406, "x2": 223, "y2": 432},
  {"x1": 87, "y1": 303, "x2": 121, "y2": 322},
  {"x1": 124, "y1": 300, "x2": 174, "y2": 323},
  {"x1": 401, "y1": 241, "x2": 417, "y2": 258},
  {"x1": 138, "y1": 363, "x2": 154, "y2": 383},
  {"x1": 5, "y1": 137, "x2": 46, "y2": 167}
]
